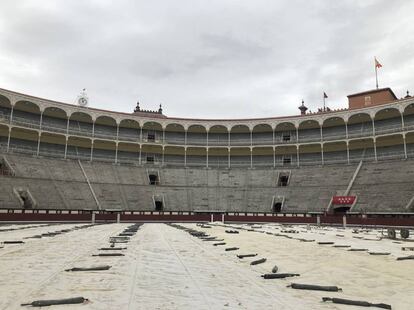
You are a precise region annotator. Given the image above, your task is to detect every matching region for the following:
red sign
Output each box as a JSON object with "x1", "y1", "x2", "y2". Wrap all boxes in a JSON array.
[{"x1": 332, "y1": 196, "x2": 356, "y2": 205}]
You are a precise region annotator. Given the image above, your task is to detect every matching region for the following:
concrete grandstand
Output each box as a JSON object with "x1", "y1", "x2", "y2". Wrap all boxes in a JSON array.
[{"x1": 1, "y1": 86, "x2": 414, "y2": 223}]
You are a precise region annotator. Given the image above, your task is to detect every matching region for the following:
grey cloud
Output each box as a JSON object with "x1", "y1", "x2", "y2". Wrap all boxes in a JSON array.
[{"x1": 0, "y1": 0, "x2": 413, "y2": 119}]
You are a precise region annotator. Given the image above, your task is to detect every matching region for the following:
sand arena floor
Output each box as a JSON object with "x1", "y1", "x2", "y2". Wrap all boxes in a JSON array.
[{"x1": 0, "y1": 222, "x2": 413, "y2": 309}]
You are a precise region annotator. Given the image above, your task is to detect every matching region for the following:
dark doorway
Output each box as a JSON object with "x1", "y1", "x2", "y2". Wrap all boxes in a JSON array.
[
  {"x1": 273, "y1": 202, "x2": 282, "y2": 213},
  {"x1": 155, "y1": 200, "x2": 163, "y2": 211},
  {"x1": 149, "y1": 174, "x2": 158, "y2": 185}
]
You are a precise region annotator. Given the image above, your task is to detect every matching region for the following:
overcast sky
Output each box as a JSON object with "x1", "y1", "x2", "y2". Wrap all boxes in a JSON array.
[{"x1": 1, "y1": 0, "x2": 413, "y2": 119}]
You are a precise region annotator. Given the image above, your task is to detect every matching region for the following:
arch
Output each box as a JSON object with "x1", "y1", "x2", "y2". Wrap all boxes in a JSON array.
[
  {"x1": 298, "y1": 120, "x2": 321, "y2": 143},
  {"x1": 230, "y1": 124, "x2": 250, "y2": 147},
  {"x1": 274, "y1": 122, "x2": 296, "y2": 144},
  {"x1": 252, "y1": 124, "x2": 273, "y2": 145},
  {"x1": 142, "y1": 121, "x2": 163, "y2": 131},
  {"x1": 12, "y1": 101, "x2": 41, "y2": 128},
  {"x1": 43, "y1": 106, "x2": 68, "y2": 119},
  {"x1": 209, "y1": 125, "x2": 229, "y2": 146},
  {"x1": 95, "y1": 115, "x2": 117, "y2": 126},
  {"x1": 165, "y1": 123, "x2": 186, "y2": 145},
  {"x1": 69, "y1": 112, "x2": 93, "y2": 137},
  {"x1": 142, "y1": 121, "x2": 163, "y2": 144},
  {"x1": 42, "y1": 106, "x2": 68, "y2": 133},
  {"x1": 322, "y1": 116, "x2": 346, "y2": 141},
  {"x1": 94, "y1": 115, "x2": 117, "y2": 140},
  {"x1": 118, "y1": 119, "x2": 140, "y2": 142},
  {"x1": 14, "y1": 100, "x2": 41, "y2": 114},
  {"x1": 0, "y1": 94, "x2": 12, "y2": 109},
  {"x1": 187, "y1": 124, "x2": 207, "y2": 146},
  {"x1": 403, "y1": 103, "x2": 414, "y2": 130},
  {"x1": 347, "y1": 113, "x2": 373, "y2": 139},
  {"x1": 374, "y1": 107, "x2": 402, "y2": 135}
]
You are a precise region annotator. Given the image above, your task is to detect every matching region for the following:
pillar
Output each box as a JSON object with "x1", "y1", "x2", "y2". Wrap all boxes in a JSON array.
[
  {"x1": 36, "y1": 132, "x2": 41, "y2": 156},
  {"x1": 373, "y1": 139, "x2": 377, "y2": 162},
  {"x1": 346, "y1": 142, "x2": 350, "y2": 164},
  {"x1": 115, "y1": 142, "x2": 118, "y2": 164},
  {"x1": 64, "y1": 137, "x2": 68, "y2": 159},
  {"x1": 296, "y1": 145, "x2": 300, "y2": 167},
  {"x1": 321, "y1": 144, "x2": 324, "y2": 165},
  {"x1": 90, "y1": 141, "x2": 94, "y2": 161},
  {"x1": 403, "y1": 135, "x2": 407, "y2": 159}
]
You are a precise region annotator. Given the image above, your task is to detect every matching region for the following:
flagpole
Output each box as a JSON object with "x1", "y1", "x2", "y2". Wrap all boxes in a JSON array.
[
  {"x1": 323, "y1": 96, "x2": 326, "y2": 111},
  {"x1": 375, "y1": 57, "x2": 378, "y2": 89}
]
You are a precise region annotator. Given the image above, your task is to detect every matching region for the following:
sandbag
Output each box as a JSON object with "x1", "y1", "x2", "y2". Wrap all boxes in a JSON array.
[
  {"x1": 289, "y1": 283, "x2": 341, "y2": 292},
  {"x1": 21, "y1": 297, "x2": 88, "y2": 307},
  {"x1": 261, "y1": 273, "x2": 299, "y2": 279},
  {"x1": 396, "y1": 255, "x2": 414, "y2": 261},
  {"x1": 237, "y1": 254, "x2": 258, "y2": 259},
  {"x1": 92, "y1": 253, "x2": 124, "y2": 257},
  {"x1": 65, "y1": 265, "x2": 111, "y2": 272},
  {"x1": 213, "y1": 242, "x2": 226, "y2": 246},
  {"x1": 250, "y1": 258, "x2": 266, "y2": 265},
  {"x1": 271, "y1": 265, "x2": 279, "y2": 273},
  {"x1": 99, "y1": 247, "x2": 126, "y2": 250},
  {"x1": 322, "y1": 297, "x2": 391, "y2": 309},
  {"x1": 3, "y1": 240, "x2": 24, "y2": 244},
  {"x1": 225, "y1": 247, "x2": 239, "y2": 251}
]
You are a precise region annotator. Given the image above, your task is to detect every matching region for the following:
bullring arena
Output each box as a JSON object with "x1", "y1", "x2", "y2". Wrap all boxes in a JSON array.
[{"x1": 1, "y1": 86, "x2": 414, "y2": 309}]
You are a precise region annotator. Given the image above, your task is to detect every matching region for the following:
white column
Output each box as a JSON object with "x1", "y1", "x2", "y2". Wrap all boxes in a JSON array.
[
  {"x1": 250, "y1": 148, "x2": 253, "y2": 168},
  {"x1": 321, "y1": 144, "x2": 324, "y2": 165},
  {"x1": 139, "y1": 145, "x2": 142, "y2": 165},
  {"x1": 162, "y1": 128, "x2": 166, "y2": 144},
  {"x1": 296, "y1": 127, "x2": 299, "y2": 143},
  {"x1": 403, "y1": 135, "x2": 407, "y2": 159},
  {"x1": 6, "y1": 128, "x2": 11, "y2": 152},
  {"x1": 36, "y1": 132, "x2": 41, "y2": 156},
  {"x1": 346, "y1": 142, "x2": 350, "y2": 164},
  {"x1": 66, "y1": 117, "x2": 70, "y2": 135},
  {"x1": 273, "y1": 147, "x2": 276, "y2": 168},
  {"x1": 64, "y1": 137, "x2": 68, "y2": 159},
  {"x1": 90, "y1": 141, "x2": 94, "y2": 161},
  {"x1": 320, "y1": 125, "x2": 323, "y2": 142},
  {"x1": 184, "y1": 147, "x2": 187, "y2": 167},
  {"x1": 373, "y1": 139, "x2": 377, "y2": 162},
  {"x1": 296, "y1": 145, "x2": 300, "y2": 167},
  {"x1": 92, "y1": 121, "x2": 95, "y2": 138},
  {"x1": 9, "y1": 104, "x2": 14, "y2": 125},
  {"x1": 371, "y1": 118, "x2": 376, "y2": 136},
  {"x1": 115, "y1": 142, "x2": 118, "y2": 164},
  {"x1": 139, "y1": 127, "x2": 143, "y2": 142},
  {"x1": 184, "y1": 130, "x2": 187, "y2": 146},
  {"x1": 39, "y1": 110, "x2": 43, "y2": 130},
  {"x1": 206, "y1": 148, "x2": 209, "y2": 168},
  {"x1": 228, "y1": 148, "x2": 230, "y2": 168},
  {"x1": 401, "y1": 113, "x2": 405, "y2": 130},
  {"x1": 162, "y1": 146, "x2": 165, "y2": 166},
  {"x1": 345, "y1": 121, "x2": 349, "y2": 139}
]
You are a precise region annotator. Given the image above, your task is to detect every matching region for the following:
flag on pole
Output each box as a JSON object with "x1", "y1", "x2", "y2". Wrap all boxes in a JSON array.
[
  {"x1": 323, "y1": 92, "x2": 328, "y2": 98},
  {"x1": 374, "y1": 57, "x2": 382, "y2": 89}
]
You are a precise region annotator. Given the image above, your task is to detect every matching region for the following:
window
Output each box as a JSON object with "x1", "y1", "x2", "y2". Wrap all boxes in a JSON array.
[
  {"x1": 282, "y1": 133, "x2": 291, "y2": 141},
  {"x1": 147, "y1": 132, "x2": 155, "y2": 141},
  {"x1": 278, "y1": 171, "x2": 290, "y2": 186},
  {"x1": 282, "y1": 157, "x2": 291, "y2": 165},
  {"x1": 146, "y1": 156, "x2": 154, "y2": 163},
  {"x1": 364, "y1": 96, "x2": 371, "y2": 106}
]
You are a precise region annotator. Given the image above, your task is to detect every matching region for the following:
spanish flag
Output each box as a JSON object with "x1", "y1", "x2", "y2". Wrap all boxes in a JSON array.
[{"x1": 375, "y1": 57, "x2": 382, "y2": 68}]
